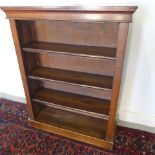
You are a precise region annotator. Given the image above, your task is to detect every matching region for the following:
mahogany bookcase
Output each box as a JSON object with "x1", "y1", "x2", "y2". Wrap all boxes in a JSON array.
[{"x1": 1, "y1": 6, "x2": 137, "y2": 149}]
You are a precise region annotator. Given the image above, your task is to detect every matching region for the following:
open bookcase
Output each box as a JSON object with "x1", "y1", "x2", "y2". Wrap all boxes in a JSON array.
[{"x1": 1, "y1": 6, "x2": 137, "y2": 149}]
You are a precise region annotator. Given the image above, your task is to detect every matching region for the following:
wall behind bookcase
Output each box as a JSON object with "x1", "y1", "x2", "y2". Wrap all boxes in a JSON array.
[{"x1": 0, "y1": 0, "x2": 155, "y2": 129}]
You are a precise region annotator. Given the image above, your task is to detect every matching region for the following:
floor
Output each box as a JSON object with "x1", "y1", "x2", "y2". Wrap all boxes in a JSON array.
[{"x1": 0, "y1": 98, "x2": 155, "y2": 155}]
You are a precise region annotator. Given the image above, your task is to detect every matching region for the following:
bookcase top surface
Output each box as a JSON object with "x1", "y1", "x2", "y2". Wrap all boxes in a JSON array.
[
  {"x1": 1, "y1": 6, "x2": 137, "y2": 13},
  {"x1": 1, "y1": 6, "x2": 137, "y2": 22}
]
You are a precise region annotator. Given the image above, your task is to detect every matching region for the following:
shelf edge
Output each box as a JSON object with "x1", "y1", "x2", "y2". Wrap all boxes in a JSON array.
[
  {"x1": 32, "y1": 99, "x2": 109, "y2": 120},
  {"x1": 22, "y1": 47, "x2": 116, "y2": 60}
]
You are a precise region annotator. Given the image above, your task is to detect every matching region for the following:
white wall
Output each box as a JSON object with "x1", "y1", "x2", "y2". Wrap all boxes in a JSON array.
[
  {"x1": 0, "y1": 0, "x2": 155, "y2": 128},
  {"x1": 118, "y1": 1, "x2": 155, "y2": 128},
  {"x1": 0, "y1": 11, "x2": 25, "y2": 97}
]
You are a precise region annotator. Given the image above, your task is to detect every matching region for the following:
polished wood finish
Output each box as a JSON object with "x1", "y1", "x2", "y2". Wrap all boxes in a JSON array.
[
  {"x1": 32, "y1": 88, "x2": 110, "y2": 119},
  {"x1": 9, "y1": 20, "x2": 34, "y2": 119},
  {"x1": 35, "y1": 52, "x2": 116, "y2": 76},
  {"x1": 28, "y1": 66, "x2": 112, "y2": 100},
  {"x1": 23, "y1": 41, "x2": 116, "y2": 58},
  {"x1": 1, "y1": 6, "x2": 137, "y2": 150},
  {"x1": 29, "y1": 66, "x2": 113, "y2": 89},
  {"x1": 37, "y1": 80, "x2": 112, "y2": 100},
  {"x1": 28, "y1": 118, "x2": 113, "y2": 149},
  {"x1": 33, "y1": 105, "x2": 108, "y2": 139},
  {"x1": 106, "y1": 23, "x2": 130, "y2": 140},
  {"x1": 1, "y1": 6, "x2": 138, "y2": 12},
  {"x1": 21, "y1": 21, "x2": 119, "y2": 48},
  {"x1": 2, "y1": 6, "x2": 137, "y2": 22}
]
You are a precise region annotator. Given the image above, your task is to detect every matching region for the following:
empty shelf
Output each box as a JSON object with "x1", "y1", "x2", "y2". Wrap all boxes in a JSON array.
[
  {"x1": 23, "y1": 41, "x2": 116, "y2": 59},
  {"x1": 35, "y1": 106, "x2": 108, "y2": 139},
  {"x1": 29, "y1": 66, "x2": 113, "y2": 89},
  {"x1": 32, "y1": 88, "x2": 110, "y2": 119}
]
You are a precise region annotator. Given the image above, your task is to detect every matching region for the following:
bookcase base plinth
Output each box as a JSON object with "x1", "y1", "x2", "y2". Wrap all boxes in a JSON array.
[{"x1": 28, "y1": 118, "x2": 113, "y2": 150}]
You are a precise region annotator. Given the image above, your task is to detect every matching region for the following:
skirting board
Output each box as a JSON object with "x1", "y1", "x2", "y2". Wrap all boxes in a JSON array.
[
  {"x1": 0, "y1": 92, "x2": 26, "y2": 103},
  {"x1": 0, "y1": 92, "x2": 155, "y2": 134},
  {"x1": 117, "y1": 119, "x2": 155, "y2": 134},
  {"x1": 117, "y1": 109, "x2": 155, "y2": 133}
]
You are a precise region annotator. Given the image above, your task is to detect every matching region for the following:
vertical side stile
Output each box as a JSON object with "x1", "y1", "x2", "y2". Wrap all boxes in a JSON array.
[
  {"x1": 106, "y1": 23, "x2": 129, "y2": 141},
  {"x1": 9, "y1": 19, "x2": 34, "y2": 119}
]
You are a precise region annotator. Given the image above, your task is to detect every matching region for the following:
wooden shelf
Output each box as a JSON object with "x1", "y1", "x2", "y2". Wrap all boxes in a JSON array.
[
  {"x1": 23, "y1": 41, "x2": 116, "y2": 59},
  {"x1": 34, "y1": 105, "x2": 108, "y2": 139},
  {"x1": 32, "y1": 88, "x2": 110, "y2": 119},
  {"x1": 29, "y1": 66, "x2": 113, "y2": 89}
]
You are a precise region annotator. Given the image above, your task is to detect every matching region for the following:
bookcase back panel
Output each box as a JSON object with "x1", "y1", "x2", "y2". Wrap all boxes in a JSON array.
[
  {"x1": 18, "y1": 20, "x2": 119, "y2": 48},
  {"x1": 32, "y1": 102, "x2": 108, "y2": 139},
  {"x1": 36, "y1": 52, "x2": 116, "y2": 76},
  {"x1": 23, "y1": 52, "x2": 37, "y2": 73},
  {"x1": 39, "y1": 80, "x2": 112, "y2": 100},
  {"x1": 29, "y1": 79, "x2": 111, "y2": 118}
]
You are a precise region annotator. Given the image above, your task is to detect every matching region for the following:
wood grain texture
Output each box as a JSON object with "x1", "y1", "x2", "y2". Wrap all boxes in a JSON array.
[
  {"x1": 35, "y1": 106, "x2": 107, "y2": 138},
  {"x1": 32, "y1": 88, "x2": 110, "y2": 119},
  {"x1": 9, "y1": 20, "x2": 34, "y2": 119},
  {"x1": 1, "y1": 6, "x2": 138, "y2": 12},
  {"x1": 1, "y1": 6, "x2": 137, "y2": 22},
  {"x1": 36, "y1": 52, "x2": 116, "y2": 76},
  {"x1": 23, "y1": 21, "x2": 119, "y2": 48},
  {"x1": 28, "y1": 66, "x2": 112, "y2": 100},
  {"x1": 28, "y1": 118, "x2": 113, "y2": 149},
  {"x1": 29, "y1": 66, "x2": 113, "y2": 89},
  {"x1": 106, "y1": 23, "x2": 129, "y2": 141},
  {"x1": 23, "y1": 41, "x2": 116, "y2": 58},
  {"x1": 38, "y1": 80, "x2": 112, "y2": 100}
]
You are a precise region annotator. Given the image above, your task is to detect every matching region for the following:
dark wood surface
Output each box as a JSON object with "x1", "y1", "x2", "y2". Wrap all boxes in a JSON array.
[
  {"x1": 28, "y1": 66, "x2": 113, "y2": 100},
  {"x1": 106, "y1": 23, "x2": 129, "y2": 141},
  {"x1": 2, "y1": 6, "x2": 137, "y2": 150},
  {"x1": 35, "y1": 52, "x2": 116, "y2": 76},
  {"x1": 29, "y1": 66, "x2": 113, "y2": 89},
  {"x1": 38, "y1": 80, "x2": 112, "y2": 100},
  {"x1": 21, "y1": 21, "x2": 119, "y2": 48},
  {"x1": 32, "y1": 88, "x2": 110, "y2": 119},
  {"x1": 23, "y1": 41, "x2": 116, "y2": 59},
  {"x1": 28, "y1": 118, "x2": 113, "y2": 149},
  {"x1": 35, "y1": 106, "x2": 107, "y2": 139},
  {"x1": 9, "y1": 20, "x2": 35, "y2": 119},
  {"x1": 1, "y1": 6, "x2": 138, "y2": 12},
  {"x1": 1, "y1": 6, "x2": 137, "y2": 22}
]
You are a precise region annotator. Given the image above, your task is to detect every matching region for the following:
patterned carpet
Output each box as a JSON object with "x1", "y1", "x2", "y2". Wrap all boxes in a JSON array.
[{"x1": 0, "y1": 98, "x2": 155, "y2": 155}]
